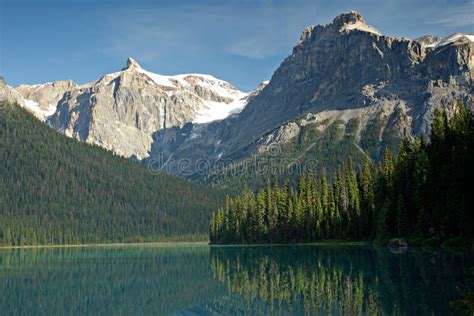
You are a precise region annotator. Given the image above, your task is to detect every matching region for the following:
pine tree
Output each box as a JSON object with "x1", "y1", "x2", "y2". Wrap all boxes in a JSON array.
[
  {"x1": 315, "y1": 194, "x2": 323, "y2": 239},
  {"x1": 293, "y1": 196, "x2": 304, "y2": 242},
  {"x1": 375, "y1": 149, "x2": 395, "y2": 240},
  {"x1": 328, "y1": 186, "x2": 339, "y2": 238},
  {"x1": 209, "y1": 212, "x2": 216, "y2": 243},
  {"x1": 336, "y1": 165, "x2": 350, "y2": 238},
  {"x1": 304, "y1": 174, "x2": 316, "y2": 240},
  {"x1": 411, "y1": 137, "x2": 428, "y2": 236},
  {"x1": 256, "y1": 191, "x2": 267, "y2": 241},
  {"x1": 210, "y1": 104, "x2": 474, "y2": 245},
  {"x1": 345, "y1": 159, "x2": 360, "y2": 237},
  {"x1": 266, "y1": 178, "x2": 278, "y2": 242},
  {"x1": 358, "y1": 155, "x2": 374, "y2": 238},
  {"x1": 319, "y1": 169, "x2": 330, "y2": 237},
  {"x1": 396, "y1": 194, "x2": 409, "y2": 237},
  {"x1": 286, "y1": 197, "x2": 295, "y2": 243}
]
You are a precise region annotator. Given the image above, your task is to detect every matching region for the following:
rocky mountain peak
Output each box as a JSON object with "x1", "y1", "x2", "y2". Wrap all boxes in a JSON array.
[
  {"x1": 123, "y1": 57, "x2": 142, "y2": 71},
  {"x1": 2, "y1": 11, "x2": 472, "y2": 179},
  {"x1": 6, "y1": 54, "x2": 251, "y2": 159},
  {"x1": 295, "y1": 11, "x2": 381, "y2": 50},
  {"x1": 202, "y1": 11, "x2": 473, "y2": 177},
  {"x1": 332, "y1": 11, "x2": 365, "y2": 26},
  {"x1": 332, "y1": 11, "x2": 381, "y2": 35}
]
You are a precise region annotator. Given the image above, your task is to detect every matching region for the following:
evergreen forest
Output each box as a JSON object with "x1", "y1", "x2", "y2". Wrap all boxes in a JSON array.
[
  {"x1": 210, "y1": 105, "x2": 474, "y2": 246},
  {"x1": 0, "y1": 101, "x2": 224, "y2": 246}
]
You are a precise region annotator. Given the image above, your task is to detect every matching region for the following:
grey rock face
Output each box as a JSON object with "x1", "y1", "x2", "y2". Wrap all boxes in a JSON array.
[
  {"x1": 149, "y1": 12, "x2": 473, "y2": 177},
  {"x1": 228, "y1": 12, "x2": 472, "y2": 150},
  {"x1": 257, "y1": 122, "x2": 301, "y2": 153},
  {"x1": 16, "y1": 80, "x2": 78, "y2": 120},
  {"x1": 15, "y1": 58, "x2": 248, "y2": 159},
  {"x1": 0, "y1": 80, "x2": 25, "y2": 106},
  {"x1": 3, "y1": 12, "x2": 472, "y2": 177}
]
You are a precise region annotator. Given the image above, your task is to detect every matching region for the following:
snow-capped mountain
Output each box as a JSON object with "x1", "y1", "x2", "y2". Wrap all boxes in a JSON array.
[
  {"x1": 13, "y1": 58, "x2": 253, "y2": 159},
  {"x1": 416, "y1": 33, "x2": 474, "y2": 49},
  {"x1": 1, "y1": 11, "x2": 472, "y2": 181}
]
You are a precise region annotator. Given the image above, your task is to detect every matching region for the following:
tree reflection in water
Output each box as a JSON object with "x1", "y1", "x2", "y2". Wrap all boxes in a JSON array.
[{"x1": 210, "y1": 245, "x2": 473, "y2": 315}]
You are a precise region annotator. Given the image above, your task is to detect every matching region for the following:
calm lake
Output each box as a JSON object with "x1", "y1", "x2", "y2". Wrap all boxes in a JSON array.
[{"x1": 0, "y1": 244, "x2": 472, "y2": 315}]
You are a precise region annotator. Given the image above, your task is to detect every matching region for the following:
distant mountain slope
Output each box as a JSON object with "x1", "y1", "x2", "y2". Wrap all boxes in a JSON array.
[
  {"x1": 224, "y1": 11, "x2": 473, "y2": 149},
  {"x1": 14, "y1": 58, "x2": 250, "y2": 159},
  {"x1": 202, "y1": 104, "x2": 408, "y2": 190},
  {"x1": 0, "y1": 101, "x2": 224, "y2": 246},
  {"x1": 149, "y1": 11, "x2": 473, "y2": 183},
  {"x1": 2, "y1": 12, "x2": 472, "y2": 186}
]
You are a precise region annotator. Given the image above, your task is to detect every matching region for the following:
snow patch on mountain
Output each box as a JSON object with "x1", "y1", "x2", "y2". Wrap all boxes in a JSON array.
[
  {"x1": 136, "y1": 68, "x2": 178, "y2": 88},
  {"x1": 193, "y1": 97, "x2": 247, "y2": 124},
  {"x1": 10, "y1": 57, "x2": 272, "y2": 159},
  {"x1": 341, "y1": 20, "x2": 381, "y2": 36},
  {"x1": 23, "y1": 99, "x2": 57, "y2": 119},
  {"x1": 102, "y1": 58, "x2": 250, "y2": 123},
  {"x1": 419, "y1": 33, "x2": 474, "y2": 48}
]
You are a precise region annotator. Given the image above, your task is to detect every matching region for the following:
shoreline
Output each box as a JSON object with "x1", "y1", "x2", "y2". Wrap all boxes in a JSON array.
[
  {"x1": 0, "y1": 240, "x2": 372, "y2": 250},
  {"x1": 209, "y1": 241, "x2": 372, "y2": 247},
  {"x1": 0, "y1": 240, "x2": 210, "y2": 250},
  {"x1": 1, "y1": 240, "x2": 471, "y2": 251}
]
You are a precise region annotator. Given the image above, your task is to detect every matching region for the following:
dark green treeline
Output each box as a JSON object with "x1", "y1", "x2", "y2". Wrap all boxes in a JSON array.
[
  {"x1": 0, "y1": 102, "x2": 224, "y2": 246},
  {"x1": 209, "y1": 104, "x2": 474, "y2": 245}
]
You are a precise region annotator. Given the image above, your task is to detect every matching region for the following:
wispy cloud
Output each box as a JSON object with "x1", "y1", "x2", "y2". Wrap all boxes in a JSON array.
[
  {"x1": 5, "y1": 0, "x2": 473, "y2": 89},
  {"x1": 224, "y1": 2, "x2": 323, "y2": 59},
  {"x1": 98, "y1": 2, "x2": 329, "y2": 62},
  {"x1": 427, "y1": 1, "x2": 474, "y2": 27}
]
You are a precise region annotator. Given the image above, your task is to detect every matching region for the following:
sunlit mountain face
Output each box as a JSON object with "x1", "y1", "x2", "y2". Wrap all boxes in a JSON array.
[{"x1": 0, "y1": 2, "x2": 473, "y2": 315}]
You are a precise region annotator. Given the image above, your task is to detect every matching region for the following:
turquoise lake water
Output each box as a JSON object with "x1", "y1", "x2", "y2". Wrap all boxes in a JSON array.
[{"x1": 0, "y1": 244, "x2": 472, "y2": 315}]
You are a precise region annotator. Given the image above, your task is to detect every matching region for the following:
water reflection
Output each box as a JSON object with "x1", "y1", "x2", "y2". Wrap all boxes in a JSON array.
[
  {"x1": 210, "y1": 245, "x2": 473, "y2": 315},
  {"x1": 0, "y1": 246, "x2": 221, "y2": 315},
  {"x1": 0, "y1": 245, "x2": 471, "y2": 315}
]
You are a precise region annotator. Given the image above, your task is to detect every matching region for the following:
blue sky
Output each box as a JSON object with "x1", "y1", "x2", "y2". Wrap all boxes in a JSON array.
[{"x1": 1, "y1": 0, "x2": 473, "y2": 91}]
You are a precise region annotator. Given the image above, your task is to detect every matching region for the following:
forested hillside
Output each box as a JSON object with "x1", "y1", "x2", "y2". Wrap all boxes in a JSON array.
[
  {"x1": 0, "y1": 101, "x2": 224, "y2": 246},
  {"x1": 210, "y1": 104, "x2": 474, "y2": 246},
  {"x1": 202, "y1": 112, "x2": 401, "y2": 192}
]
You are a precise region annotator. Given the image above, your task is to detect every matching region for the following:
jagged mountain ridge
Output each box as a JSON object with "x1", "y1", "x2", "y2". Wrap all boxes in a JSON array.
[
  {"x1": 226, "y1": 11, "x2": 472, "y2": 148},
  {"x1": 10, "y1": 58, "x2": 254, "y2": 159},
  {"x1": 1, "y1": 11, "x2": 472, "y2": 180},
  {"x1": 148, "y1": 11, "x2": 473, "y2": 179}
]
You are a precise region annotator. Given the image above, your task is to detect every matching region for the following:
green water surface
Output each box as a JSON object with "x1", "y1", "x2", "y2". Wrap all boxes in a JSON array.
[{"x1": 0, "y1": 244, "x2": 472, "y2": 315}]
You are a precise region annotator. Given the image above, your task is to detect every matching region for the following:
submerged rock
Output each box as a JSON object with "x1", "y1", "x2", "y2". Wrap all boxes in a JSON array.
[{"x1": 389, "y1": 238, "x2": 408, "y2": 248}]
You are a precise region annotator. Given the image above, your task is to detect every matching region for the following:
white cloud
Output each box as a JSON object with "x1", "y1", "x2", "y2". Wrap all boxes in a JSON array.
[{"x1": 427, "y1": 1, "x2": 474, "y2": 27}]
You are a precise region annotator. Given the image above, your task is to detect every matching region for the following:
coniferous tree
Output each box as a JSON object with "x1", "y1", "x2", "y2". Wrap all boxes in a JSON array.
[
  {"x1": 345, "y1": 159, "x2": 360, "y2": 237},
  {"x1": 358, "y1": 156, "x2": 374, "y2": 238},
  {"x1": 210, "y1": 104, "x2": 474, "y2": 245},
  {"x1": 256, "y1": 191, "x2": 267, "y2": 241},
  {"x1": 319, "y1": 169, "x2": 330, "y2": 238},
  {"x1": 1, "y1": 102, "x2": 225, "y2": 246}
]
